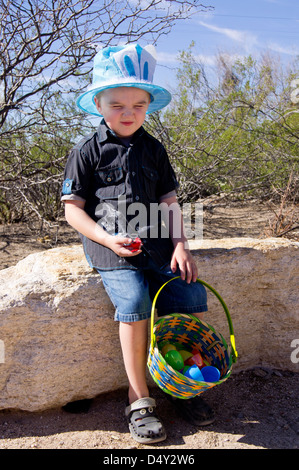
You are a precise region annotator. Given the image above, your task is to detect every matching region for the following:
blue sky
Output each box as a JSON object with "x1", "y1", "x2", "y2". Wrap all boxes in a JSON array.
[{"x1": 153, "y1": 0, "x2": 299, "y2": 89}]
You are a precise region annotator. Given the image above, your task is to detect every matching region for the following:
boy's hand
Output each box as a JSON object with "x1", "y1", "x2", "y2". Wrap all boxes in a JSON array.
[
  {"x1": 103, "y1": 235, "x2": 142, "y2": 257},
  {"x1": 170, "y1": 242, "x2": 198, "y2": 284},
  {"x1": 123, "y1": 237, "x2": 142, "y2": 252},
  {"x1": 64, "y1": 202, "x2": 142, "y2": 258}
]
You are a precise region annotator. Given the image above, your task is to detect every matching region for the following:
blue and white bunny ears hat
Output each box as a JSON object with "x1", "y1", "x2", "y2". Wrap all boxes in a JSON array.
[{"x1": 76, "y1": 44, "x2": 172, "y2": 116}]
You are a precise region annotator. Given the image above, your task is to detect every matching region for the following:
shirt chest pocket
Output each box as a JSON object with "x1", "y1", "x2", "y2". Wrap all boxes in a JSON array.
[{"x1": 95, "y1": 167, "x2": 125, "y2": 201}]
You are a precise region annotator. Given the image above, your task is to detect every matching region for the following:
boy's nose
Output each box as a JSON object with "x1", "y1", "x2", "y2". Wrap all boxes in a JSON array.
[{"x1": 122, "y1": 108, "x2": 133, "y2": 116}]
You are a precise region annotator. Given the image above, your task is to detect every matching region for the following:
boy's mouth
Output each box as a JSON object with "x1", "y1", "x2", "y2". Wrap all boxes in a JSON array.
[{"x1": 121, "y1": 121, "x2": 134, "y2": 126}]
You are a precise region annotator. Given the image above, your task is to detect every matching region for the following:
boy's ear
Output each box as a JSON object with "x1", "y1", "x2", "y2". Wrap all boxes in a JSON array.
[{"x1": 94, "y1": 95, "x2": 102, "y2": 113}]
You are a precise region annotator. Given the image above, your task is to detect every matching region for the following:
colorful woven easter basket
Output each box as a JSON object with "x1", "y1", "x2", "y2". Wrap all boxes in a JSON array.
[{"x1": 147, "y1": 277, "x2": 238, "y2": 399}]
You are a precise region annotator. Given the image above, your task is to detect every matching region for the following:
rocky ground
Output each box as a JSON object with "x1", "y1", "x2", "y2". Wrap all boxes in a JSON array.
[
  {"x1": 0, "y1": 198, "x2": 298, "y2": 452},
  {"x1": 0, "y1": 369, "x2": 298, "y2": 451}
]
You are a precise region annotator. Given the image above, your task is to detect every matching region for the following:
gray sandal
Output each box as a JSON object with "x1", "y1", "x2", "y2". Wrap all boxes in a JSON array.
[{"x1": 125, "y1": 397, "x2": 167, "y2": 444}]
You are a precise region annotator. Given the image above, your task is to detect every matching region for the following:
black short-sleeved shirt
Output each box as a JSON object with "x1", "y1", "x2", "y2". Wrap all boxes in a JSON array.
[{"x1": 61, "y1": 119, "x2": 179, "y2": 270}]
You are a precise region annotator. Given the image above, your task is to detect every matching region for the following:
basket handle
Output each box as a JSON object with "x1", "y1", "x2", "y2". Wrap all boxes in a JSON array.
[{"x1": 150, "y1": 276, "x2": 238, "y2": 363}]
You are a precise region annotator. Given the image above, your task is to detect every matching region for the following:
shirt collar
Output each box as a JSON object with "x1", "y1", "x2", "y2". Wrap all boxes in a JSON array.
[{"x1": 97, "y1": 119, "x2": 145, "y2": 144}]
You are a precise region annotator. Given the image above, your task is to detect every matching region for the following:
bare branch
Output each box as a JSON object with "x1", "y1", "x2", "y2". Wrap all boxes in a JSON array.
[{"x1": 0, "y1": 0, "x2": 212, "y2": 223}]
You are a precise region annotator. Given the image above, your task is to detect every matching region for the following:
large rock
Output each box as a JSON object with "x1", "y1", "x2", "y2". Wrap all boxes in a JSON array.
[
  {"x1": 0, "y1": 238, "x2": 298, "y2": 411},
  {"x1": 189, "y1": 238, "x2": 299, "y2": 374}
]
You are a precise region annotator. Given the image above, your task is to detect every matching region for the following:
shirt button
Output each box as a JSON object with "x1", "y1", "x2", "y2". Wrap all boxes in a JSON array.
[
  {"x1": 132, "y1": 172, "x2": 136, "y2": 176},
  {"x1": 135, "y1": 195, "x2": 140, "y2": 201}
]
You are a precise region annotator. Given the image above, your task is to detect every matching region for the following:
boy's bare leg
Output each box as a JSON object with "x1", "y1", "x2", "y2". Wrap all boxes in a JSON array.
[
  {"x1": 119, "y1": 319, "x2": 149, "y2": 404},
  {"x1": 193, "y1": 312, "x2": 204, "y2": 320}
]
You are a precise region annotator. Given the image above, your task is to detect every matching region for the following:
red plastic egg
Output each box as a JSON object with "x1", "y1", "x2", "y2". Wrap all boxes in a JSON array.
[{"x1": 185, "y1": 350, "x2": 204, "y2": 369}]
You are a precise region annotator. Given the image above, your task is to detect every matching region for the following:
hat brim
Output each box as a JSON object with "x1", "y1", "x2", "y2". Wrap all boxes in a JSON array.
[{"x1": 76, "y1": 82, "x2": 171, "y2": 116}]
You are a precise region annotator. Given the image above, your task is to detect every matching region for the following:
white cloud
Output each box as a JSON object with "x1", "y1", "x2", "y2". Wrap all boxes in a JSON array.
[
  {"x1": 157, "y1": 50, "x2": 221, "y2": 67},
  {"x1": 263, "y1": 0, "x2": 283, "y2": 4},
  {"x1": 198, "y1": 20, "x2": 298, "y2": 60},
  {"x1": 157, "y1": 49, "x2": 245, "y2": 70},
  {"x1": 267, "y1": 42, "x2": 299, "y2": 56},
  {"x1": 198, "y1": 21, "x2": 258, "y2": 51},
  {"x1": 194, "y1": 54, "x2": 218, "y2": 66},
  {"x1": 157, "y1": 51, "x2": 178, "y2": 64}
]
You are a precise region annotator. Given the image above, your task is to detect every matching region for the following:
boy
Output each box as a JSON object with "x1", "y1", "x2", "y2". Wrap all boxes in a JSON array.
[{"x1": 61, "y1": 44, "x2": 214, "y2": 444}]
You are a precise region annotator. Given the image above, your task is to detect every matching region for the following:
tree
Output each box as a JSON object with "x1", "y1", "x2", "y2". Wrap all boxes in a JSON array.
[
  {"x1": 146, "y1": 44, "x2": 298, "y2": 203},
  {"x1": 0, "y1": 0, "x2": 212, "y2": 223}
]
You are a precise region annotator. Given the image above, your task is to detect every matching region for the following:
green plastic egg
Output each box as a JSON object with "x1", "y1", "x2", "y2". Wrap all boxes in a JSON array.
[{"x1": 164, "y1": 350, "x2": 184, "y2": 370}]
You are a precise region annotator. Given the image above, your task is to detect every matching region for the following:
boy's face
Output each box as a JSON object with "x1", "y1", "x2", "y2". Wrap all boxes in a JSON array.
[{"x1": 94, "y1": 87, "x2": 151, "y2": 138}]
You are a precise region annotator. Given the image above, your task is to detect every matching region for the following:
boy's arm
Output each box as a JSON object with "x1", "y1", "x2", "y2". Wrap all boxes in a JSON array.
[
  {"x1": 159, "y1": 194, "x2": 198, "y2": 284},
  {"x1": 64, "y1": 200, "x2": 142, "y2": 257}
]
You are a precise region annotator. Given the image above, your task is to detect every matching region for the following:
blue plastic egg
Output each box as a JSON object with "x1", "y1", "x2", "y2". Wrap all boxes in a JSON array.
[
  {"x1": 201, "y1": 366, "x2": 220, "y2": 382},
  {"x1": 183, "y1": 365, "x2": 204, "y2": 381}
]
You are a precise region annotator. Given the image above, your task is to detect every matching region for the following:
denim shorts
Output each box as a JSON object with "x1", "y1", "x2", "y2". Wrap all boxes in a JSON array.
[{"x1": 96, "y1": 257, "x2": 208, "y2": 322}]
